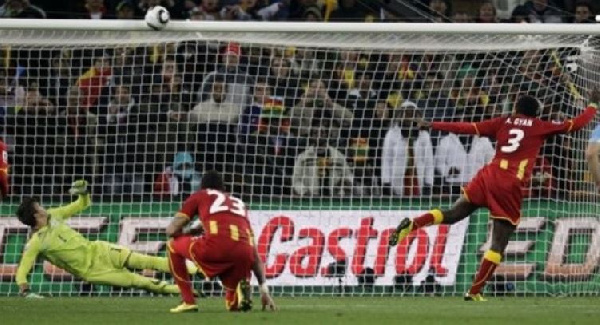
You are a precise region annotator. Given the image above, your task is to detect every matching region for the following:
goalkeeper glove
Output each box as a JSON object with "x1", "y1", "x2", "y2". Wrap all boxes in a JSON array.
[{"x1": 69, "y1": 179, "x2": 89, "y2": 196}]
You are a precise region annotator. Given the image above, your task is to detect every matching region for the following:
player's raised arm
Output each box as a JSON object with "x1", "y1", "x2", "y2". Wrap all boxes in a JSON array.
[
  {"x1": 543, "y1": 88, "x2": 599, "y2": 135},
  {"x1": 47, "y1": 180, "x2": 91, "y2": 221},
  {"x1": 425, "y1": 117, "x2": 505, "y2": 138}
]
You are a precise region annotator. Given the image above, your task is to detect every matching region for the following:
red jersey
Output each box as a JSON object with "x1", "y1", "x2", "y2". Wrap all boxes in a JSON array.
[
  {"x1": 432, "y1": 106, "x2": 597, "y2": 184},
  {"x1": 177, "y1": 189, "x2": 253, "y2": 245},
  {"x1": 0, "y1": 140, "x2": 9, "y2": 198}
]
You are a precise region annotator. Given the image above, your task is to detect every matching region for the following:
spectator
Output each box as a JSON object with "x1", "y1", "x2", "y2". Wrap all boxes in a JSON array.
[
  {"x1": 154, "y1": 151, "x2": 202, "y2": 199},
  {"x1": 84, "y1": 0, "x2": 110, "y2": 19},
  {"x1": 452, "y1": 11, "x2": 472, "y2": 23},
  {"x1": 450, "y1": 71, "x2": 490, "y2": 117},
  {"x1": 428, "y1": 0, "x2": 449, "y2": 22},
  {"x1": 476, "y1": 1, "x2": 499, "y2": 23},
  {"x1": 190, "y1": 0, "x2": 223, "y2": 20},
  {"x1": 77, "y1": 54, "x2": 112, "y2": 109},
  {"x1": 291, "y1": 48, "x2": 322, "y2": 79},
  {"x1": 98, "y1": 84, "x2": 144, "y2": 197},
  {"x1": 43, "y1": 50, "x2": 74, "y2": 109},
  {"x1": 198, "y1": 42, "x2": 254, "y2": 111},
  {"x1": 289, "y1": 0, "x2": 319, "y2": 20},
  {"x1": 0, "y1": 0, "x2": 46, "y2": 18},
  {"x1": 104, "y1": 84, "x2": 135, "y2": 124},
  {"x1": 292, "y1": 120, "x2": 353, "y2": 197},
  {"x1": 190, "y1": 75, "x2": 240, "y2": 173},
  {"x1": 13, "y1": 83, "x2": 61, "y2": 196},
  {"x1": 381, "y1": 102, "x2": 434, "y2": 197},
  {"x1": 375, "y1": 53, "x2": 418, "y2": 105},
  {"x1": 524, "y1": 0, "x2": 564, "y2": 23},
  {"x1": 222, "y1": 0, "x2": 286, "y2": 21},
  {"x1": 302, "y1": 5, "x2": 322, "y2": 21},
  {"x1": 351, "y1": 99, "x2": 392, "y2": 196},
  {"x1": 572, "y1": 1, "x2": 595, "y2": 23},
  {"x1": 0, "y1": 69, "x2": 16, "y2": 114},
  {"x1": 244, "y1": 104, "x2": 303, "y2": 195},
  {"x1": 238, "y1": 78, "x2": 272, "y2": 140},
  {"x1": 379, "y1": 0, "x2": 429, "y2": 22},
  {"x1": 416, "y1": 71, "x2": 453, "y2": 120},
  {"x1": 346, "y1": 70, "x2": 378, "y2": 113},
  {"x1": 290, "y1": 79, "x2": 353, "y2": 140},
  {"x1": 20, "y1": 83, "x2": 55, "y2": 115},
  {"x1": 60, "y1": 87, "x2": 97, "y2": 181},
  {"x1": 268, "y1": 56, "x2": 299, "y2": 108},
  {"x1": 115, "y1": 0, "x2": 136, "y2": 19},
  {"x1": 326, "y1": 50, "x2": 366, "y2": 102},
  {"x1": 511, "y1": 5, "x2": 531, "y2": 23},
  {"x1": 328, "y1": 0, "x2": 374, "y2": 22},
  {"x1": 189, "y1": 75, "x2": 241, "y2": 124},
  {"x1": 434, "y1": 113, "x2": 495, "y2": 195}
]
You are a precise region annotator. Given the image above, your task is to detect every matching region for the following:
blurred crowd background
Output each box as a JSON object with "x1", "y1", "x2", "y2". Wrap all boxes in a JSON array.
[
  {"x1": 0, "y1": 0, "x2": 597, "y2": 23},
  {"x1": 0, "y1": 0, "x2": 597, "y2": 202}
]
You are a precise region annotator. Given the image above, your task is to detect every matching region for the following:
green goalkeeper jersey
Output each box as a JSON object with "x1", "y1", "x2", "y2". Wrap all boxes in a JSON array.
[{"x1": 16, "y1": 194, "x2": 92, "y2": 285}]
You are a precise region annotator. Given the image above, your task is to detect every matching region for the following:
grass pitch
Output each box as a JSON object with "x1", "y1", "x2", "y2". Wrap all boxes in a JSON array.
[{"x1": 0, "y1": 296, "x2": 598, "y2": 325}]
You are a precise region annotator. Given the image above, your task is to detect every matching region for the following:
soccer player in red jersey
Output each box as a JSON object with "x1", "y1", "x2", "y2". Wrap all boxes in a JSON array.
[
  {"x1": 390, "y1": 90, "x2": 600, "y2": 301},
  {"x1": 0, "y1": 138, "x2": 9, "y2": 199},
  {"x1": 165, "y1": 170, "x2": 276, "y2": 313}
]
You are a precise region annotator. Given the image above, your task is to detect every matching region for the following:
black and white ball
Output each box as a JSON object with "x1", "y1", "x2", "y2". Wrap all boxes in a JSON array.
[{"x1": 145, "y1": 6, "x2": 170, "y2": 31}]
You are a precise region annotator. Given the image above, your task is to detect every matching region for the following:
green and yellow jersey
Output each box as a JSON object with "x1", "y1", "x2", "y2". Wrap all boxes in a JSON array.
[{"x1": 16, "y1": 194, "x2": 92, "y2": 286}]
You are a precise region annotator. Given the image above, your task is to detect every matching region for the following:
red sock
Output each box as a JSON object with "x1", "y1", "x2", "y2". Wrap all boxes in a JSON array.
[
  {"x1": 225, "y1": 289, "x2": 239, "y2": 311},
  {"x1": 412, "y1": 210, "x2": 443, "y2": 230},
  {"x1": 469, "y1": 250, "x2": 502, "y2": 295},
  {"x1": 167, "y1": 247, "x2": 195, "y2": 304}
]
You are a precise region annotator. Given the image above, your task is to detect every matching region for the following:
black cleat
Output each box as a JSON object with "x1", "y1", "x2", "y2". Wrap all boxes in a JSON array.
[
  {"x1": 237, "y1": 279, "x2": 253, "y2": 312},
  {"x1": 389, "y1": 218, "x2": 413, "y2": 246}
]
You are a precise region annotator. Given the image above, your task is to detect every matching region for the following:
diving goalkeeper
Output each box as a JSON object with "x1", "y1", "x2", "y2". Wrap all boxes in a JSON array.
[{"x1": 15, "y1": 180, "x2": 194, "y2": 297}]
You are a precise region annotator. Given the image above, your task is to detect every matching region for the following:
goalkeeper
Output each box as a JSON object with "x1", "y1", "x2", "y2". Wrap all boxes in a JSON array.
[{"x1": 15, "y1": 180, "x2": 193, "y2": 297}]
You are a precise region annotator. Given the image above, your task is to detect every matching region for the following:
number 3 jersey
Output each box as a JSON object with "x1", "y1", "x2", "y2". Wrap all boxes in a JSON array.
[
  {"x1": 177, "y1": 189, "x2": 254, "y2": 246},
  {"x1": 431, "y1": 105, "x2": 597, "y2": 184}
]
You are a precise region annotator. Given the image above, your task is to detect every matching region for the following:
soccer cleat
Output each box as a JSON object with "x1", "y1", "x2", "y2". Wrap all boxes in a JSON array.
[
  {"x1": 389, "y1": 218, "x2": 413, "y2": 246},
  {"x1": 464, "y1": 293, "x2": 487, "y2": 302},
  {"x1": 236, "y1": 279, "x2": 253, "y2": 312},
  {"x1": 170, "y1": 302, "x2": 199, "y2": 313}
]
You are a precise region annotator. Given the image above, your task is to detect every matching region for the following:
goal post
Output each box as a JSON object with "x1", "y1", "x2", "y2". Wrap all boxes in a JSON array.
[{"x1": 0, "y1": 20, "x2": 599, "y2": 297}]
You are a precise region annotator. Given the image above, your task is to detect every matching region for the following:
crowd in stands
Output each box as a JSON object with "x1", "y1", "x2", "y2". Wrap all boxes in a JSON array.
[
  {"x1": 0, "y1": 0, "x2": 595, "y2": 201},
  {"x1": 0, "y1": 0, "x2": 597, "y2": 23}
]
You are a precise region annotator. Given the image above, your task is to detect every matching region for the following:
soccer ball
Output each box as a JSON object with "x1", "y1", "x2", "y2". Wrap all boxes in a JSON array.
[{"x1": 145, "y1": 6, "x2": 170, "y2": 31}]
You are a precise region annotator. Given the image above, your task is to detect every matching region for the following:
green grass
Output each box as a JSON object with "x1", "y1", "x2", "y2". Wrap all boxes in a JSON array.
[{"x1": 0, "y1": 296, "x2": 598, "y2": 325}]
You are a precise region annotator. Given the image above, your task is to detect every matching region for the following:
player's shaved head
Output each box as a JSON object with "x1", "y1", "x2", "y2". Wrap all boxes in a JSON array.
[
  {"x1": 515, "y1": 95, "x2": 540, "y2": 117},
  {"x1": 16, "y1": 197, "x2": 40, "y2": 227},
  {"x1": 201, "y1": 170, "x2": 225, "y2": 191}
]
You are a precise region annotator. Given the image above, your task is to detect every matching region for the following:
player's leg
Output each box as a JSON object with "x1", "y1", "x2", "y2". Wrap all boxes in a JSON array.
[
  {"x1": 84, "y1": 269, "x2": 180, "y2": 294},
  {"x1": 221, "y1": 257, "x2": 253, "y2": 312},
  {"x1": 223, "y1": 280, "x2": 251, "y2": 312},
  {"x1": 167, "y1": 236, "x2": 199, "y2": 313},
  {"x1": 390, "y1": 197, "x2": 479, "y2": 245},
  {"x1": 104, "y1": 243, "x2": 172, "y2": 273},
  {"x1": 102, "y1": 241, "x2": 198, "y2": 274},
  {"x1": 466, "y1": 218, "x2": 515, "y2": 301}
]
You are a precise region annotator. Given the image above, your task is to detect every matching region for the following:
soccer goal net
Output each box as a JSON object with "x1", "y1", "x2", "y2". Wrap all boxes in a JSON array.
[{"x1": 0, "y1": 20, "x2": 599, "y2": 297}]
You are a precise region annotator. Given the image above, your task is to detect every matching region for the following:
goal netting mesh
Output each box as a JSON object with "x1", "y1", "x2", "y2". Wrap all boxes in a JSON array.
[{"x1": 0, "y1": 26, "x2": 599, "y2": 297}]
